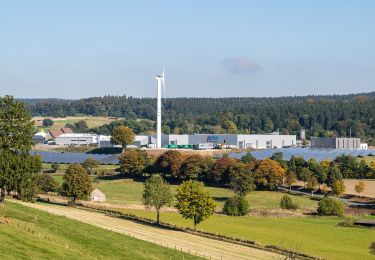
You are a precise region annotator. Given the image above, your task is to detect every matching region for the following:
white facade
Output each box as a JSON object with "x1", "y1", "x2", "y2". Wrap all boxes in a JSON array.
[
  {"x1": 133, "y1": 135, "x2": 149, "y2": 147},
  {"x1": 140, "y1": 134, "x2": 296, "y2": 149},
  {"x1": 55, "y1": 133, "x2": 98, "y2": 146},
  {"x1": 90, "y1": 188, "x2": 106, "y2": 203},
  {"x1": 360, "y1": 143, "x2": 368, "y2": 150},
  {"x1": 98, "y1": 135, "x2": 112, "y2": 148},
  {"x1": 187, "y1": 134, "x2": 296, "y2": 149}
]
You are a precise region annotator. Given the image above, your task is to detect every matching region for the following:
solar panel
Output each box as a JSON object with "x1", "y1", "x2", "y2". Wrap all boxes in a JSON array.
[
  {"x1": 33, "y1": 151, "x2": 120, "y2": 165},
  {"x1": 226, "y1": 148, "x2": 374, "y2": 162}
]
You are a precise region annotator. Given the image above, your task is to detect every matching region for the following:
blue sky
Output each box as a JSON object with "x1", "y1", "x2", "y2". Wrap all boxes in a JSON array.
[{"x1": 1, "y1": 1, "x2": 374, "y2": 98}]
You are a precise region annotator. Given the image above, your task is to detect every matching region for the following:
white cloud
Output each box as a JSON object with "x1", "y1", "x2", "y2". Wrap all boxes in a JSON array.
[{"x1": 220, "y1": 57, "x2": 263, "y2": 74}]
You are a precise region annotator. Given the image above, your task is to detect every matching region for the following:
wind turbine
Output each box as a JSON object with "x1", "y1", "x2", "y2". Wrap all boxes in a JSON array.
[{"x1": 155, "y1": 67, "x2": 166, "y2": 148}]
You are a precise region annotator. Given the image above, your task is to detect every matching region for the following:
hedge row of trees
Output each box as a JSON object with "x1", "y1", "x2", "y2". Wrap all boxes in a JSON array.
[
  {"x1": 120, "y1": 150, "x2": 374, "y2": 192},
  {"x1": 24, "y1": 92, "x2": 375, "y2": 144}
]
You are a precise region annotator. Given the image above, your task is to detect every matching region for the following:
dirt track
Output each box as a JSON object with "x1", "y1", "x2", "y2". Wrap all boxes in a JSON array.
[{"x1": 12, "y1": 200, "x2": 282, "y2": 260}]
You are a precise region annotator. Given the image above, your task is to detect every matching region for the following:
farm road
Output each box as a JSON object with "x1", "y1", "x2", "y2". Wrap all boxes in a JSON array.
[{"x1": 12, "y1": 200, "x2": 282, "y2": 260}]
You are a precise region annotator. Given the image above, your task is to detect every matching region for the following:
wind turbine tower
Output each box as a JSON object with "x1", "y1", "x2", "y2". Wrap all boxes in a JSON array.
[{"x1": 155, "y1": 68, "x2": 165, "y2": 148}]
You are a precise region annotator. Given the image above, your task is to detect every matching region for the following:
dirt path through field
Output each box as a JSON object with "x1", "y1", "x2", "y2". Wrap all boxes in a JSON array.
[{"x1": 12, "y1": 200, "x2": 282, "y2": 260}]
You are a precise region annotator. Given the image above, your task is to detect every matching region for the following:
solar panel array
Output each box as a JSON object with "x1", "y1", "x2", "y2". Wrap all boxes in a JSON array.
[
  {"x1": 228, "y1": 148, "x2": 375, "y2": 162},
  {"x1": 34, "y1": 148, "x2": 375, "y2": 165},
  {"x1": 33, "y1": 151, "x2": 120, "y2": 165}
]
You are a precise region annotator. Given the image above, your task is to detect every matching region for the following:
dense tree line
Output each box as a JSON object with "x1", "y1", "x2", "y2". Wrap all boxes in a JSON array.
[
  {"x1": 120, "y1": 150, "x2": 375, "y2": 195},
  {"x1": 23, "y1": 92, "x2": 375, "y2": 144}
]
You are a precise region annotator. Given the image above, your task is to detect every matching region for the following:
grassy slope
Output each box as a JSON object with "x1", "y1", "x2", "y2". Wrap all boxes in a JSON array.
[
  {"x1": 115, "y1": 208, "x2": 375, "y2": 260},
  {"x1": 0, "y1": 202, "x2": 198, "y2": 260},
  {"x1": 95, "y1": 179, "x2": 318, "y2": 210}
]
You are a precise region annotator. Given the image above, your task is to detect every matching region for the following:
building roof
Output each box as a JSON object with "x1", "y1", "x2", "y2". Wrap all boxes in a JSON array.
[
  {"x1": 57, "y1": 133, "x2": 97, "y2": 138},
  {"x1": 48, "y1": 129, "x2": 64, "y2": 139},
  {"x1": 48, "y1": 128, "x2": 73, "y2": 138},
  {"x1": 33, "y1": 131, "x2": 47, "y2": 137},
  {"x1": 62, "y1": 128, "x2": 73, "y2": 134},
  {"x1": 91, "y1": 188, "x2": 105, "y2": 197}
]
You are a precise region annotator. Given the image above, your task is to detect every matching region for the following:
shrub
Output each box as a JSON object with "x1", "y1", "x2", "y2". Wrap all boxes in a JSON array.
[
  {"x1": 35, "y1": 173, "x2": 59, "y2": 193},
  {"x1": 280, "y1": 195, "x2": 299, "y2": 210},
  {"x1": 370, "y1": 241, "x2": 375, "y2": 255},
  {"x1": 223, "y1": 196, "x2": 250, "y2": 216},
  {"x1": 51, "y1": 163, "x2": 60, "y2": 173},
  {"x1": 317, "y1": 198, "x2": 345, "y2": 216}
]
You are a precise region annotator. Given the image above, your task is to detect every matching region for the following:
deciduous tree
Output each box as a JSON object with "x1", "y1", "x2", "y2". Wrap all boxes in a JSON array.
[
  {"x1": 210, "y1": 157, "x2": 238, "y2": 185},
  {"x1": 175, "y1": 180, "x2": 215, "y2": 230},
  {"x1": 111, "y1": 126, "x2": 135, "y2": 152},
  {"x1": 120, "y1": 149, "x2": 148, "y2": 176},
  {"x1": 61, "y1": 164, "x2": 92, "y2": 205},
  {"x1": 155, "y1": 150, "x2": 182, "y2": 178},
  {"x1": 42, "y1": 118, "x2": 54, "y2": 127},
  {"x1": 306, "y1": 175, "x2": 319, "y2": 197},
  {"x1": 285, "y1": 171, "x2": 297, "y2": 191},
  {"x1": 80, "y1": 157, "x2": 100, "y2": 174},
  {"x1": 254, "y1": 158, "x2": 285, "y2": 190},
  {"x1": 331, "y1": 179, "x2": 346, "y2": 197},
  {"x1": 35, "y1": 173, "x2": 59, "y2": 193},
  {"x1": 355, "y1": 181, "x2": 366, "y2": 198},
  {"x1": 178, "y1": 155, "x2": 208, "y2": 180},
  {"x1": 228, "y1": 163, "x2": 255, "y2": 197},
  {"x1": 143, "y1": 174, "x2": 172, "y2": 224}
]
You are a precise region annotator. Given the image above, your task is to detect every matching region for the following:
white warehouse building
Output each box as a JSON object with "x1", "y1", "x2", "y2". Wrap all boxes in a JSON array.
[
  {"x1": 144, "y1": 134, "x2": 296, "y2": 149},
  {"x1": 55, "y1": 133, "x2": 98, "y2": 146}
]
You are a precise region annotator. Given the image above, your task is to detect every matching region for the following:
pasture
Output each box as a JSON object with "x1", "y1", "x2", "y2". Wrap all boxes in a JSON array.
[
  {"x1": 94, "y1": 179, "x2": 318, "y2": 210},
  {"x1": 113, "y1": 208, "x2": 375, "y2": 260},
  {"x1": 0, "y1": 202, "x2": 197, "y2": 259},
  {"x1": 33, "y1": 116, "x2": 118, "y2": 129}
]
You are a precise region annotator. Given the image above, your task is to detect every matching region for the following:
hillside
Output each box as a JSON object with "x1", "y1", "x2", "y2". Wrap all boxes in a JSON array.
[
  {"x1": 0, "y1": 202, "x2": 197, "y2": 259},
  {"x1": 22, "y1": 92, "x2": 375, "y2": 144}
]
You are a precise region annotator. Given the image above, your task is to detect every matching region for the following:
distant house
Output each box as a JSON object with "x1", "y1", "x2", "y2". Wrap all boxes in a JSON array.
[
  {"x1": 32, "y1": 131, "x2": 47, "y2": 143},
  {"x1": 45, "y1": 128, "x2": 73, "y2": 140},
  {"x1": 90, "y1": 188, "x2": 106, "y2": 203}
]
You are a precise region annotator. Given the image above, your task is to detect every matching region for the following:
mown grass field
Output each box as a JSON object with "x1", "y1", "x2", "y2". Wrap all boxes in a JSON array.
[
  {"x1": 0, "y1": 202, "x2": 198, "y2": 259},
  {"x1": 33, "y1": 116, "x2": 118, "y2": 129},
  {"x1": 92, "y1": 178, "x2": 373, "y2": 259},
  {"x1": 113, "y1": 208, "x2": 375, "y2": 260},
  {"x1": 94, "y1": 179, "x2": 318, "y2": 210}
]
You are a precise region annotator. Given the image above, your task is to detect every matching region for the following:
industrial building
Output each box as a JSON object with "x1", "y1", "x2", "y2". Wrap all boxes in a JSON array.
[
  {"x1": 55, "y1": 133, "x2": 98, "y2": 146},
  {"x1": 310, "y1": 137, "x2": 362, "y2": 149},
  {"x1": 137, "y1": 133, "x2": 297, "y2": 149}
]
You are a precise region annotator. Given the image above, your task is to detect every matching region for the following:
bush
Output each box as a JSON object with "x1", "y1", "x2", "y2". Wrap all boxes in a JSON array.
[
  {"x1": 317, "y1": 198, "x2": 345, "y2": 216},
  {"x1": 223, "y1": 196, "x2": 250, "y2": 216},
  {"x1": 51, "y1": 163, "x2": 60, "y2": 173},
  {"x1": 370, "y1": 241, "x2": 375, "y2": 255},
  {"x1": 35, "y1": 173, "x2": 59, "y2": 193},
  {"x1": 280, "y1": 195, "x2": 299, "y2": 210}
]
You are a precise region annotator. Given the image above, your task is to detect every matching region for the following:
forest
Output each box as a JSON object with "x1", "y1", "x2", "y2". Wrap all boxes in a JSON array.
[{"x1": 23, "y1": 92, "x2": 375, "y2": 144}]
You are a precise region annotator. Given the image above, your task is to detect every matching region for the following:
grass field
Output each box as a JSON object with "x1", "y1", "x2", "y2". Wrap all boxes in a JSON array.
[
  {"x1": 0, "y1": 202, "x2": 198, "y2": 259},
  {"x1": 113, "y1": 208, "x2": 375, "y2": 260},
  {"x1": 92, "y1": 178, "x2": 373, "y2": 259},
  {"x1": 33, "y1": 116, "x2": 118, "y2": 129},
  {"x1": 94, "y1": 179, "x2": 318, "y2": 210},
  {"x1": 43, "y1": 163, "x2": 118, "y2": 184}
]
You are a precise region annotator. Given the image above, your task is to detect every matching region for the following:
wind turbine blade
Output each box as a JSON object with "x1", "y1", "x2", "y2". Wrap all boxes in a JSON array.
[{"x1": 162, "y1": 74, "x2": 166, "y2": 106}]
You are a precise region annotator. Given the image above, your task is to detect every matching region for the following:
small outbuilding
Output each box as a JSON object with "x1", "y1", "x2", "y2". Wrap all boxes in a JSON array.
[{"x1": 90, "y1": 188, "x2": 106, "y2": 203}]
